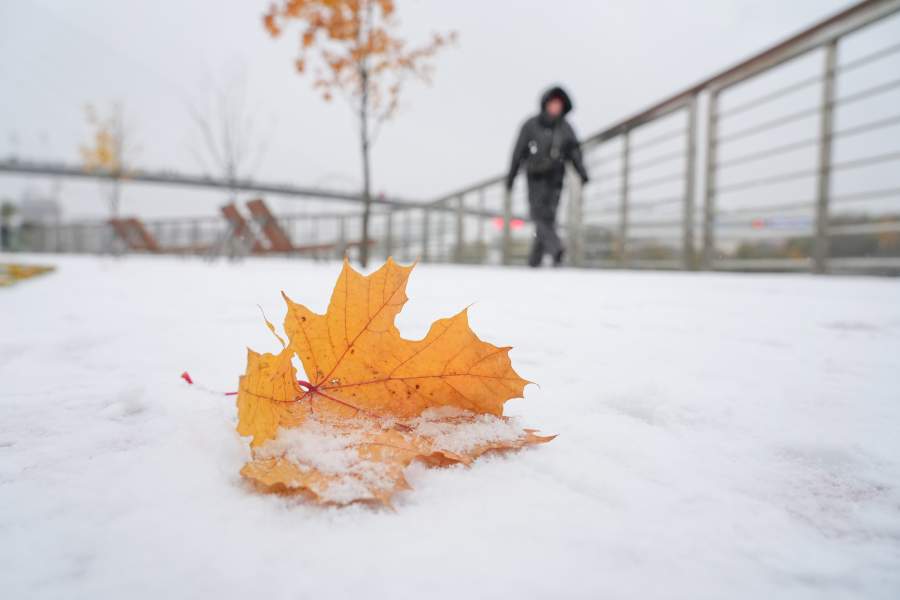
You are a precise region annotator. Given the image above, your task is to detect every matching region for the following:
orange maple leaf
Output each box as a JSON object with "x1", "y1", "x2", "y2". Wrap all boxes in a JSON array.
[{"x1": 236, "y1": 258, "x2": 553, "y2": 506}]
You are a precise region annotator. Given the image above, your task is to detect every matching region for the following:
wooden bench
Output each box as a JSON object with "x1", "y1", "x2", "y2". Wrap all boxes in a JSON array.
[
  {"x1": 109, "y1": 217, "x2": 206, "y2": 254},
  {"x1": 109, "y1": 218, "x2": 160, "y2": 253},
  {"x1": 220, "y1": 203, "x2": 265, "y2": 253},
  {"x1": 245, "y1": 198, "x2": 373, "y2": 255}
]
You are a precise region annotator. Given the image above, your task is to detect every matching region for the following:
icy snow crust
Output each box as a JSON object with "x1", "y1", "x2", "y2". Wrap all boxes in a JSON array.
[
  {"x1": 2, "y1": 254, "x2": 900, "y2": 599},
  {"x1": 254, "y1": 419, "x2": 379, "y2": 504},
  {"x1": 252, "y1": 408, "x2": 527, "y2": 504},
  {"x1": 410, "y1": 406, "x2": 525, "y2": 455}
]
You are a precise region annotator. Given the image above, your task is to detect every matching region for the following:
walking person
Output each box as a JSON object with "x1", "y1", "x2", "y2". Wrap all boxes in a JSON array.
[{"x1": 506, "y1": 86, "x2": 589, "y2": 267}]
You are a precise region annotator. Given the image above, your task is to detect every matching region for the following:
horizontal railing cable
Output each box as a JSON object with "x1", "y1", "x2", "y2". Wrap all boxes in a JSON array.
[
  {"x1": 834, "y1": 77, "x2": 900, "y2": 107},
  {"x1": 628, "y1": 128, "x2": 686, "y2": 152},
  {"x1": 716, "y1": 137, "x2": 818, "y2": 169},
  {"x1": 837, "y1": 40, "x2": 900, "y2": 74},
  {"x1": 717, "y1": 152, "x2": 900, "y2": 195},
  {"x1": 832, "y1": 113, "x2": 900, "y2": 140},
  {"x1": 716, "y1": 105, "x2": 821, "y2": 145},
  {"x1": 628, "y1": 149, "x2": 685, "y2": 173},
  {"x1": 627, "y1": 172, "x2": 685, "y2": 192},
  {"x1": 718, "y1": 73, "x2": 822, "y2": 119}
]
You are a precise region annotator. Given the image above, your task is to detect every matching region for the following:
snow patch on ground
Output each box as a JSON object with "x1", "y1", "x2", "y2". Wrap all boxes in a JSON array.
[
  {"x1": 257, "y1": 420, "x2": 366, "y2": 476},
  {"x1": 251, "y1": 408, "x2": 528, "y2": 503},
  {"x1": 254, "y1": 419, "x2": 388, "y2": 504},
  {"x1": 411, "y1": 406, "x2": 524, "y2": 454},
  {"x1": 2, "y1": 253, "x2": 900, "y2": 599}
]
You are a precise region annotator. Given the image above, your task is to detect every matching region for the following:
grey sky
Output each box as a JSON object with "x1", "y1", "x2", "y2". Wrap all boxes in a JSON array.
[{"x1": 0, "y1": 0, "x2": 863, "y2": 219}]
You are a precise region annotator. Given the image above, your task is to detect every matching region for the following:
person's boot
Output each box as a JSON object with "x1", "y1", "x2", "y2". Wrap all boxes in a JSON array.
[
  {"x1": 528, "y1": 241, "x2": 543, "y2": 267},
  {"x1": 553, "y1": 248, "x2": 565, "y2": 267}
]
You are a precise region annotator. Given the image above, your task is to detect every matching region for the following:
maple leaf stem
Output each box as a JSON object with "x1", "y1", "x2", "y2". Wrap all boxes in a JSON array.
[{"x1": 296, "y1": 379, "x2": 380, "y2": 418}]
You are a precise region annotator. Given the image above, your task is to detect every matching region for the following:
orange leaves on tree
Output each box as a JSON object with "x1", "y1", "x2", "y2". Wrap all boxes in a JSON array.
[
  {"x1": 262, "y1": 0, "x2": 455, "y2": 119},
  {"x1": 236, "y1": 259, "x2": 553, "y2": 506},
  {"x1": 262, "y1": 0, "x2": 456, "y2": 267},
  {"x1": 80, "y1": 104, "x2": 129, "y2": 176}
]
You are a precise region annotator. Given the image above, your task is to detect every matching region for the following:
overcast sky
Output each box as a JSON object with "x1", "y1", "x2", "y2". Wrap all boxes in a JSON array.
[{"x1": 0, "y1": 0, "x2": 861, "y2": 219}]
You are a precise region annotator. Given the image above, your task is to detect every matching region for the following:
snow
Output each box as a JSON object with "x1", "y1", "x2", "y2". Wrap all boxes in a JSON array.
[
  {"x1": 2, "y1": 253, "x2": 900, "y2": 599},
  {"x1": 409, "y1": 407, "x2": 526, "y2": 455},
  {"x1": 252, "y1": 408, "x2": 528, "y2": 504},
  {"x1": 257, "y1": 420, "x2": 368, "y2": 477},
  {"x1": 253, "y1": 420, "x2": 379, "y2": 504}
]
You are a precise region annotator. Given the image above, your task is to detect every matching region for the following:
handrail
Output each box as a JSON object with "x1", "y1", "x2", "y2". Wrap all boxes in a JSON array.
[
  {"x1": 0, "y1": 158, "x2": 525, "y2": 220},
  {"x1": 429, "y1": 0, "x2": 900, "y2": 204},
  {"x1": 0, "y1": 158, "x2": 420, "y2": 208}
]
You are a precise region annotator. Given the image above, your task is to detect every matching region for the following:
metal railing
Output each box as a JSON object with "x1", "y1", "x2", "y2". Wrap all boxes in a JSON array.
[
  {"x1": 13, "y1": 201, "x2": 529, "y2": 265},
  {"x1": 701, "y1": 0, "x2": 900, "y2": 274},
  {"x1": 429, "y1": 0, "x2": 900, "y2": 273},
  {"x1": 11, "y1": 0, "x2": 900, "y2": 274}
]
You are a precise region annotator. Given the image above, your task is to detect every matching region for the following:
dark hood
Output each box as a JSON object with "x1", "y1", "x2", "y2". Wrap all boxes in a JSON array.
[{"x1": 540, "y1": 86, "x2": 573, "y2": 116}]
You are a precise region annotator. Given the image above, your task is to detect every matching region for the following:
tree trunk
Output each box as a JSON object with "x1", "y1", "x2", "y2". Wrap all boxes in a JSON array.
[
  {"x1": 358, "y1": 68, "x2": 372, "y2": 268},
  {"x1": 110, "y1": 177, "x2": 121, "y2": 219}
]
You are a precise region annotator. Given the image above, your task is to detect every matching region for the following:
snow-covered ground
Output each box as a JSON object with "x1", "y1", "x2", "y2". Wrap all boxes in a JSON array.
[{"x1": 2, "y1": 253, "x2": 899, "y2": 599}]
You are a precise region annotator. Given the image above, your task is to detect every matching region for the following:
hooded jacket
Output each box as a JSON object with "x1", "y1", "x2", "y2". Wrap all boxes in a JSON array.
[{"x1": 506, "y1": 86, "x2": 589, "y2": 190}]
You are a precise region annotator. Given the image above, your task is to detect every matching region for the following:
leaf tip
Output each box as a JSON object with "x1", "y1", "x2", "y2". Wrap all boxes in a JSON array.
[{"x1": 457, "y1": 305, "x2": 472, "y2": 322}]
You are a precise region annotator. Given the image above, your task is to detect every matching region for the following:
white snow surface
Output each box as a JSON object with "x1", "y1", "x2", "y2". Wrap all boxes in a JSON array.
[
  {"x1": 409, "y1": 406, "x2": 526, "y2": 455},
  {"x1": 252, "y1": 408, "x2": 528, "y2": 504},
  {"x1": 2, "y1": 253, "x2": 900, "y2": 599}
]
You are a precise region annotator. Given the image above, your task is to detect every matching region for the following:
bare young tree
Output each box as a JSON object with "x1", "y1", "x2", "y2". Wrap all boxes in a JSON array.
[{"x1": 186, "y1": 69, "x2": 271, "y2": 200}]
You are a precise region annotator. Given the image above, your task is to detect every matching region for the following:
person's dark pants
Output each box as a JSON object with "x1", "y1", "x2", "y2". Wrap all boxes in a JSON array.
[{"x1": 527, "y1": 175, "x2": 564, "y2": 267}]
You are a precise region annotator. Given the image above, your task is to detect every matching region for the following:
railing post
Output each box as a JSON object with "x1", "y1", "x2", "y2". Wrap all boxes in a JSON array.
[
  {"x1": 502, "y1": 188, "x2": 513, "y2": 265},
  {"x1": 683, "y1": 94, "x2": 698, "y2": 270},
  {"x1": 702, "y1": 89, "x2": 720, "y2": 270},
  {"x1": 477, "y1": 188, "x2": 486, "y2": 248},
  {"x1": 618, "y1": 131, "x2": 630, "y2": 267},
  {"x1": 421, "y1": 207, "x2": 431, "y2": 262},
  {"x1": 310, "y1": 216, "x2": 320, "y2": 259},
  {"x1": 191, "y1": 220, "x2": 200, "y2": 255},
  {"x1": 436, "y1": 201, "x2": 446, "y2": 262},
  {"x1": 103, "y1": 222, "x2": 112, "y2": 256},
  {"x1": 568, "y1": 166, "x2": 585, "y2": 266},
  {"x1": 814, "y1": 41, "x2": 837, "y2": 275},
  {"x1": 454, "y1": 194, "x2": 465, "y2": 263},
  {"x1": 338, "y1": 216, "x2": 346, "y2": 259},
  {"x1": 384, "y1": 209, "x2": 394, "y2": 259},
  {"x1": 404, "y1": 209, "x2": 412, "y2": 262}
]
